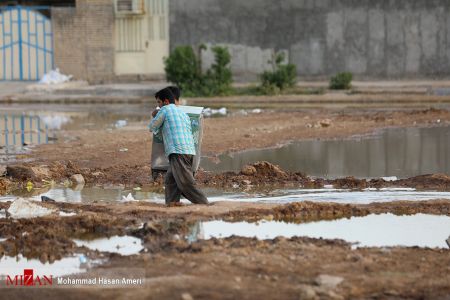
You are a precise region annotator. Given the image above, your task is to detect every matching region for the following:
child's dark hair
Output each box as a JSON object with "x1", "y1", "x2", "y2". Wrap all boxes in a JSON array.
[
  {"x1": 155, "y1": 88, "x2": 175, "y2": 104},
  {"x1": 167, "y1": 86, "x2": 181, "y2": 100}
]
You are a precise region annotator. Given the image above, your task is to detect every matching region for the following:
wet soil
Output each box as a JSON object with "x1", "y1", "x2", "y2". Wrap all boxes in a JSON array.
[
  {"x1": 0, "y1": 199, "x2": 449, "y2": 299},
  {"x1": 17, "y1": 107, "x2": 450, "y2": 173},
  {"x1": 3, "y1": 160, "x2": 450, "y2": 196},
  {"x1": 1, "y1": 106, "x2": 450, "y2": 299},
  {"x1": 0, "y1": 107, "x2": 447, "y2": 189}
]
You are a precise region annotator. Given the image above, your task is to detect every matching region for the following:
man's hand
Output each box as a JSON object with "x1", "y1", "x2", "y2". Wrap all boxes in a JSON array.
[{"x1": 151, "y1": 109, "x2": 159, "y2": 117}]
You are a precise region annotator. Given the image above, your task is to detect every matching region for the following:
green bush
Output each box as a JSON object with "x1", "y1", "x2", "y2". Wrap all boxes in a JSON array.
[
  {"x1": 329, "y1": 72, "x2": 353, "y2": 90},
  {"x1": 164, "y1": 45, "x2": 232, "y2": 97},
  {"x1": 260, "y1": 52, "x2": 297, "y2": 94}
]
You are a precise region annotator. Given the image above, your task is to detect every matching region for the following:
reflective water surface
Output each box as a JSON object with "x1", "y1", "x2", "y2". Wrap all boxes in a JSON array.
[
  {"x1": 0, "y1": 254, "x2": 98, "y2": 278},
  {"x1": 201, "y1": 126, "x2": 450, "y2": 179},
  {"x1": 193, "y1": 213, "x2": 450, "y2": 249},
  {"x1": 73, "y1": 235, "x2": 143, "y2": 256},
  {"x1": 1, "y1": 186, "x2": 450, "y2": 205}
]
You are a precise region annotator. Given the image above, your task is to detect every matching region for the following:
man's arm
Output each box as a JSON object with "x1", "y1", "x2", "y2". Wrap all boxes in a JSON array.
[{"x1": 148, "y1": 109, "x2": 166, "y2": 133}]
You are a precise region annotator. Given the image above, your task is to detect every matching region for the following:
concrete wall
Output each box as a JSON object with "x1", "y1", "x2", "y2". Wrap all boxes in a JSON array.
[
  {"x1": 52, "y1": 0, "x2": 115, "y2": 83},
  {"x1": 170, "y1": 0, "x2": 450, "y2": 80}
]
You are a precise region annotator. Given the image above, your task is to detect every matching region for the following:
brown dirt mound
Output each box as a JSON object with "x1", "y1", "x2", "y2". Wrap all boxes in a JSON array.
[
  {"x1": 396, "y1": 173, "x2": 450, "y2": 190},
  {"x1": 248, "y1": 161, "x2": 288, "y2": 178}
]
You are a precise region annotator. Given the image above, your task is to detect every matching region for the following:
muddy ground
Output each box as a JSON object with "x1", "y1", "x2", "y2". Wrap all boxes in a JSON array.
[
  {"x1": 0, "y1": 200, "x2": 449, "y2": 299},
  {"x1": 3, "y1": 107, "x2": 450, "y2": 188},
  {"x1": 1, "y1": 106, "x2": 450, "y2": 299}
]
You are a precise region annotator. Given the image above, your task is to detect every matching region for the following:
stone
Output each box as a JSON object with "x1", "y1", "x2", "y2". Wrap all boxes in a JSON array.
[
  {"x1": 70, "y1": 174, "x2": 85, "y2": 185},
  {"x1": 241, "y1": 180, "x2": 252, "y2": 185},
  {"x1": 298, "y1": 284, "x2": 318, "y2": 300},
  {"x1": 319, "y1": 119, "x2": 332, "y2": 127},
  {"x1": 181, "y1": 293, "x2": 193, "y2": 300},
  {"x1": 0, "y1": 165, "x2": 6, "y2": 176},
  {"x1": 314, "y1": 274, "x2": 344, "y2": 290},
  {"x1": 7, "y1": 198, "x2": 55, "y2": 219},
  {"x1": 241, "y1": 165, "x2": 257, "y2": 176}
]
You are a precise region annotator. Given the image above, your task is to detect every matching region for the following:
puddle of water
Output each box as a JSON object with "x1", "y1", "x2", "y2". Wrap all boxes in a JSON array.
[
  {"x1": 0, "y1": 254, "x2": 96, "y2": 278},
  {"x1": 73, "y1": 235, "x2": 143, "y2": 256},
  {"x1": 0, "y1": 186, "x2": 162, "y2": 203},
  {"x1": 223, "y1": 188, "x2": 450, "y2": 204},
  {"x1": 0, "y1": 103, "x2": 157, "y2": 131},
  {"x1": 194, "y1": 213, "x2": 450, "y2": 249},
  {"x1": 0, "y1": 104, "x2": 159, "y2": 163},
  {"x1": 0, "y1": 186, "x2": 235, "y2": 203},
  {"x1": 201, "y1": 126, "x2": 450, "y2": 179},
  {"x1": 1, "y1": 186, "x2": 449, "y2": 205},
  {"x1": 0, "y1": 114, "x2": 55, "y2": 163}
]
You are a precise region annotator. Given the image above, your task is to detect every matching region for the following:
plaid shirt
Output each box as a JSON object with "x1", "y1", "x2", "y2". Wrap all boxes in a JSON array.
[{"x1": 149, "y1": 104, "x2": 196, "y2": 157}]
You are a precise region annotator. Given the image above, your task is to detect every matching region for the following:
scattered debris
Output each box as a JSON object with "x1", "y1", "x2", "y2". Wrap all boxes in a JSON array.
[
  {"x1": 7, "y1": 198, "x2": 54, "y2": 219},
  {"x1": 40, "y1": 115, "x2": 71, "y2": 130},
  {"x1": 115, "y1": 120, "x2": 128, "y2": 128},
  {"x1": 39, "y1": 68, "x2": 72, "y2": 85},
  {"x1": 59, "y1": 211, "x2": 77, "y2": 217},
  {"x1": 121, "y1": 193, "x2": 136, "y2": 202},
  {"x1": 382, "y1": 176, "x2": 398, "y2": 182},
  {"x1": 203, "y1": 107, "x2": 227, "y2": 117},
  {"x1": 26, "y1": 181, "x2": 34, "y2": 192},
  {"x1": 41, "y1": 196, "x2": 56, "y2": 203}
]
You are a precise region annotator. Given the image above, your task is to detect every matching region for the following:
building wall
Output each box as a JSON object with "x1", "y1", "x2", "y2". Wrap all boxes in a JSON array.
[
  {"x1": 52, "y1": 0, "x2": 115, "y2": 83},
  {"x1": 170, "y1": 0, "x2": 450, "y2": 80}
]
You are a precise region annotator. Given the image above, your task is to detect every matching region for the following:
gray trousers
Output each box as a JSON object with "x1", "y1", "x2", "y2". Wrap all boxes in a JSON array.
[{"x1": 165, "y1": 154, "x2": 209, "y2": 205}]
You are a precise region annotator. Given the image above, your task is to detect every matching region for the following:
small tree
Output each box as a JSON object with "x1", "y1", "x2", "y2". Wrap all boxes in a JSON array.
[
  {"x1": 329, "y1": 72, "x2": 353, "y2": 90},
  {"x1": 260, "y1": 52, "x2": 297, "y2": 94},
  {"x1": 164, "y1": 46, "x2": 201, "y2": 95},
  {"x1": 203, "y1": 46, "x2": 232, "y2": 95}
]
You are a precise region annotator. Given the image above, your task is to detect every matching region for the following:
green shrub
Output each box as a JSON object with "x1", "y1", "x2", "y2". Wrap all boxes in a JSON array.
[
  {"x1": 329, "y1": 72, "x2": 353, "y2": 90},
  {"x1": 164, "y1": 45, "x2": 232, "y2": 97},
  {"x1": 260, "y1": 52, "x2": 297, "y2": 94}
]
